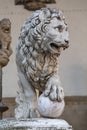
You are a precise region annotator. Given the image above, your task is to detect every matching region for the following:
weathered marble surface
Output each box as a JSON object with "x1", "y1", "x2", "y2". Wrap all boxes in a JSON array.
[
  {"x1": 0, "y1": 18, "x2": 12, "y2": 119},
  {"x1": 0, "y1": 118, "x2": 72, "y2": 130},
  {"x1": 0, "y1": 18, "x2": 12, "y2": 68},
  {"x1": 37, "y1": 93, "x2": 65, "y2": 118},
  {"x1": 15, "y1": 8, "x2": 69, "y2": 119}
]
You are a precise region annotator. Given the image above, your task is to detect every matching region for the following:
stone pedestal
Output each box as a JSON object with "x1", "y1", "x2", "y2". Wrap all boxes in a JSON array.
[{"x1": 0, "y1": 118, "x2": 72, "y2": 130}]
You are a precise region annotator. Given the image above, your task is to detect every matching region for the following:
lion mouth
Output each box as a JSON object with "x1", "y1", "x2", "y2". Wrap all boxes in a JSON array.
[
  {"x1": 50, "y1": 43, "x2": 60, "y2": 50},
  {"x1": 49, "y1": 42, "x2": 69, "y2": 54},
  {"x1": 49, "y1": 43, "x2": 62, "y2": 54}
]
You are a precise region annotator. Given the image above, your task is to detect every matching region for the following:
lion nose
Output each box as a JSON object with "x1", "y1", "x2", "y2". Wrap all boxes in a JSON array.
[
  {"x1": 64, "y1": 40, "x2": 69, "y2": 48},
  {"x1": 65, "y1": 40, "x2": 69, "y2": 44}
]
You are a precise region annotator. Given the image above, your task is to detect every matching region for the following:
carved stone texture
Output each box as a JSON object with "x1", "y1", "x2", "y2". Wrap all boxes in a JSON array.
[
  {"x1": 24, "y1": 2, "x2": 46, "y2": 11},
  {"x1": 15, "y1": 0, "x2": 55, "y2": 5},
  {"x1": 15, "y1": 0, "x2": 33, "y2": 5},
  {"x1": 0, "y1": 118, "x2": 72, "y2": 130},
  {"x1": 0, "y1": 18, "x2": 12, "y2": 119},
  {"x1": 15, "y1": 8, "x2": 69, "y2": 119},
  {"x1": 0, "y1": 18, "x2": 12, "y2": 68},
  {"x1": 37, "y1": 93, "x2": 65, "y2": 118},
  {"x1": 37, "y1": 0, "x2": 56, "y2": 3},
  {"x1": 15, "y1": 0, "x2": 56, "y2": 11}
]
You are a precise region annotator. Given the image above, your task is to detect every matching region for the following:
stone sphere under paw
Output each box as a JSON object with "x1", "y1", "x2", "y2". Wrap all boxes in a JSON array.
[{"x1": 37, "y1": 93, "x2": 65, "y2": 118}]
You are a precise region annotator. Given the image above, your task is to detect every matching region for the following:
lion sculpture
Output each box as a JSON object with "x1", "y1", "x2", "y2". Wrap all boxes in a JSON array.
[
  {"x1": 0, "y1": 18, "x2": 12, "y2": 68},
  {"x1": 15, "y1": 8, "x2": 69, "y2": 119}
]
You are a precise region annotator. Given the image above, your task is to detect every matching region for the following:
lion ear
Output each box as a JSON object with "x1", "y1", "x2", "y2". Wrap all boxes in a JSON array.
[
  {"x1": 39, "y1": 10, "x2": 46, "y2": 22},
  {"x1": 39, "y1": 9, "x2": 50, "y2": 22}
]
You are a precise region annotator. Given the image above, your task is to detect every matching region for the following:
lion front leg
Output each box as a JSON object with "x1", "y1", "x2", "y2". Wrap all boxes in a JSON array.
[
  {"x1": 15, "y1": 70, "x2": 38, "y2": 119},
  {"x1": 44, "y1": 75, "x2": 64, "y2": 102}
]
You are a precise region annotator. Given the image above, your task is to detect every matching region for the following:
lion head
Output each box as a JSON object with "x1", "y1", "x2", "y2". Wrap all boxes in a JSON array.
[{"x1": 17, "y1": 8, "x2": 69, "y2": 57}]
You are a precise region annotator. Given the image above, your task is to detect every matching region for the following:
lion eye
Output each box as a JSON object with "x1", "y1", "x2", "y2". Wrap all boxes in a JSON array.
[
  {"x1": 54, "y1": 25, "x2": 64, "y2": 32},
  {"x1": 58, "y1": 25, "x2": 63, "y2": 32},
  {"x1": 4, "y1": 28, "x2": 10, "y2": 33},
  {"x1": 2, "y1": 27, "x2": 10, "y2": 33}
]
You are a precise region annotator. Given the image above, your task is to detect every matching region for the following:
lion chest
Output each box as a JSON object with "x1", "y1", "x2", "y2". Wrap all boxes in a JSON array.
[{"x1": 27, "y1": 54, "x2": 57, "y2": 89}]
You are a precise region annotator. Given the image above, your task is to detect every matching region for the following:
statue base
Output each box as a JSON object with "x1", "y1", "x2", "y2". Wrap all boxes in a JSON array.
[{"x1": 0, "y1": 118, "x2": 72, "y2": 130}]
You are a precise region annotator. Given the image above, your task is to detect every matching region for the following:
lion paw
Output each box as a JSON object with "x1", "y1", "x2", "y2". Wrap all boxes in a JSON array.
[{"x1": 44, "y1": 79, "x2": 64, "y2": 102}]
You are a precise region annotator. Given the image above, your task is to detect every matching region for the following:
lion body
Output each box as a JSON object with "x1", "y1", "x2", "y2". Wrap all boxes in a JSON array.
[{"x1": 15, "y1": 8, "x2": 69, "y2": 119}]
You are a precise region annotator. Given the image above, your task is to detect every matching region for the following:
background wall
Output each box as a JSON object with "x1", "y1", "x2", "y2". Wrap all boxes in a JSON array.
[{"x1": 0, "y1": 0, "x2": 87, "y2": 97}]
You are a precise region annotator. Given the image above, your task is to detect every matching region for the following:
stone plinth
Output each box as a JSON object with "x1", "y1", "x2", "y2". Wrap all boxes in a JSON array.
[{"x1": 0, "y1": 118, "x2": 72, "y2": 130}]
